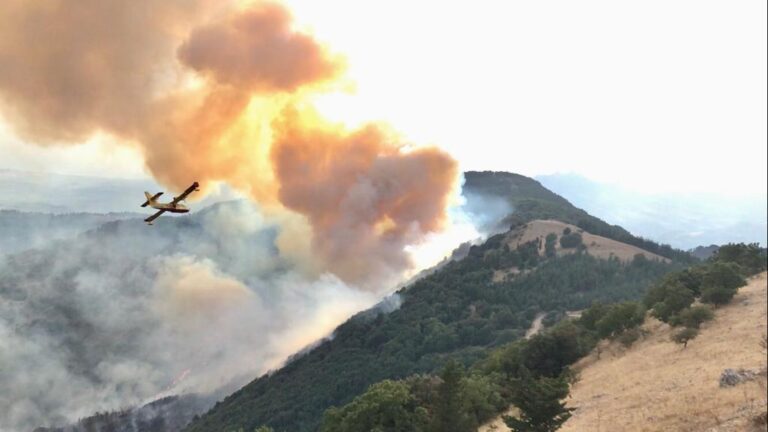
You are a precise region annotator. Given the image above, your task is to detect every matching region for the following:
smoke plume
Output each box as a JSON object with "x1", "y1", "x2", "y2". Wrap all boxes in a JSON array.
[
  {"x1": 0, "y1": 0, "x2": 458, "y2": 285},
  {"x1": 0, "y1": 202, "x2": 380, "y2": 431}
]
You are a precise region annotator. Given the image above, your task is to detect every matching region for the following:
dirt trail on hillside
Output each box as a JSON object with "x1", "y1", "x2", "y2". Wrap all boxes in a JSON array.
[{"x1": 525, "y1": 313, "x2": 545, "y2": 339}]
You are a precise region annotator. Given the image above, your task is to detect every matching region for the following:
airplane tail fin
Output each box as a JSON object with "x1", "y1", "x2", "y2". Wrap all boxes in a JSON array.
[{"x1": 141, "y1": 191, "x2": 153, "y2": 208}]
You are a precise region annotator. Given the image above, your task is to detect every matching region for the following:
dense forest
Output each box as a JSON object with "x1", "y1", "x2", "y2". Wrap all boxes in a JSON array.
[{"x1": 186, "y1": 172, "x2": 694, "y2": 432}]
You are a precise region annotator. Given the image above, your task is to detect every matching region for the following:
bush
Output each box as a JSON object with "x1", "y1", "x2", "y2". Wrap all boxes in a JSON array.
[
  {"x1": 578, "y1": 302, "x2": 610, "y2": 332},
  {"x1": 320, "y1": 380, "x2": 428, "y2": 432},
  {"x1": 700, "y1": 285, "x2": 738, "y2": 306},
  {"x1": 595, "y1": 302, "x2": 645, "y2": 339},
  {"x1": 674, "y1": 305, "x2": 714, "y2": 329},
  {"x1": 701, "y1": 262, "x2": 746, "y2": 292},
  {"x1": 699, "y1": 262, "x2": 745, "y2": 306},
  {"x1": 559, "y1": 233, "x2": 583, "y2": 249},
  {"x1": 648, "y1": 281, "x2": 695, "y2": 323},
  {"x1": 711, "y1": 242, "x2": 767, "y2": 276},
  {"x1": 617, "y1": 328, "x2": 641, "y2": 347},
  {"x1": 545, "y1": 233, "x2": 557, "y2": 258},
  {"x1": 671, "y1": 327, "x2": 699, "y2": 348}
]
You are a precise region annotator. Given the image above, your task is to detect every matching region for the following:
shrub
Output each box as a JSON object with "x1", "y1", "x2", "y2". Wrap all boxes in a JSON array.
[
  {"x1": 617, "y1": 328, "x2": 641, "y2": 347},
  {"x1": 649, "y1": 281, "x2": 695, "y2": 323},
  {"x1": 595, "y1": 302, "x2": 645, "y2": 339},
  {"x1": 675, "y1": 305, "x2": 714, "y2": 329},
  {"x1": 711, "y1": 242, "x2": 767, "y2": 276},
  {"x1": 671, "y1": 327, "x2": 699, "y2": 348},
  {"x1": 699, "y1": 262, "x2": 745, "y2": 306},
  {"x1": 545, "y1": 233, "x2": 557, "y2": 258},
  {"x1": 578, "y1": 302, "x2": 610, "y2": 332},
  {"x1": 559, "y1": 233, "x2": 583, "y2": 249}
]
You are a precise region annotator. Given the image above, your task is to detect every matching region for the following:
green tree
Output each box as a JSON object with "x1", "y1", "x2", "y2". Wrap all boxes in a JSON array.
[
  {"x1": 461, "y1": 374, "x2": 506, "y2": 427},
  {"x1": 559, "y1": 232, "x2": 583, "y2": 249},
  {"x1": 648, "y1": 281, "x2": 694, "y2": 323},
  {"x1": 578, "y1": 302, "x2": 610, "y2": 332},
  {"x1": 699, "y1": 262, "x2": 745, "y2": 306},
  {"x1": 702, "y1": 261, "x2": 745, "y2": 290},
  {"x1": 430, "y1": 360, "x2": 473, "y2": 432},
  {"x1": 503, "y1": 367, "x2": 573, "y2": 432},
  {"x1": 671, "y1": 327, "x2": 698, "y2": 348},
  {"x1": 673, "y1": 305, "x2": 714, "y2": 329},
  {"x1": 544, "y1": 233, "x2": 557, "y2": 258},
  {"x1": 711, "y1": 243, "x2": 767, "y2": 276},
  {"x1": 320, "y1": 380, "x2": 428, "y2": 432},
  {"x1": 595, "y1": 302, "x2": 645, "y2": 339},
  {"x1": 254, "y1": 427, "x2": 275, "y2": 432}
]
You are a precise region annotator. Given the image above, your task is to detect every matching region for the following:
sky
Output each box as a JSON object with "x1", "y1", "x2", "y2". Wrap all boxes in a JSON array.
[{"x1": 1, "y1": 0, "x2": 766, "y2": 195}]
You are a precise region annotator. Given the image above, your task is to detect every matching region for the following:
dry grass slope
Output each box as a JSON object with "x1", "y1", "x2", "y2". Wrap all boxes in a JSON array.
[
  {"x1": 505, "y1": 220, "x2": 669, "y2": 263},
  {"x1": 479, "y1": 272, "x2": 768, "y2": 432},
  {"x1": 561, "y1": 272, "x2": 768, "y2": 432}
]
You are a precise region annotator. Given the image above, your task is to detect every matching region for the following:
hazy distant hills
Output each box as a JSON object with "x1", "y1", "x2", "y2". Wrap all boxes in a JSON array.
[
  {"x1": 0, "y1": 169, "x2": 244, "y2": 255},
  {"x1": 0, "y1": 210, "x2": 141, "y2": 255},
  {"x1": 0, "y1": 169, "x2": 242, "y2": 214},
  {"x1": 0, "y1": 169, "x2": 160, "y2": 213},
  {"x1": 536, "y1": 173, "x2": 767, "y2": 249}
]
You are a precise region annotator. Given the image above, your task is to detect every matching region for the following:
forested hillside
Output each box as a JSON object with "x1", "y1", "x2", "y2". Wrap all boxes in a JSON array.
[{"x1": 186, "y1": 172, "x2": 691, "y2": 432}]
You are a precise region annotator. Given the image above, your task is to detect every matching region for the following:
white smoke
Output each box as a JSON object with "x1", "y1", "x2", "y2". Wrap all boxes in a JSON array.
[{"x1": 0, "y1": 201, "x2": 379, "y2": 431}]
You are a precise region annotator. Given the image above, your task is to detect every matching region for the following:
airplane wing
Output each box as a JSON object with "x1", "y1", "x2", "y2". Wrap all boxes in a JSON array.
[
  {"x1": 170, "y1": 182, "x2": 200, "y2": 206},
  {"x1": 140, "y1": 192, "x2": 164, "y2": 208},
  {"x1": 144, "y1": 209, "x2": 166, "y2": 224}
]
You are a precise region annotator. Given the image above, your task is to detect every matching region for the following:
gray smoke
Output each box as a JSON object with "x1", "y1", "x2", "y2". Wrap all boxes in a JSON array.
[{"x1": 0, "y1": 201, "x2": 379, "y2": 431}]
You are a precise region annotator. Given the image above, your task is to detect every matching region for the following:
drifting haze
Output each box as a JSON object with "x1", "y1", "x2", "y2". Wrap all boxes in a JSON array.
[{"x1": 0, "y1": 202, "x2": 381, "y2": 430}]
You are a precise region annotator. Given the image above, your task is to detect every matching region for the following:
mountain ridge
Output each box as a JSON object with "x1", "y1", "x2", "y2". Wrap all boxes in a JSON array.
[{"x1": 185, "y1": 171, "x2": 691, "y2": 432}]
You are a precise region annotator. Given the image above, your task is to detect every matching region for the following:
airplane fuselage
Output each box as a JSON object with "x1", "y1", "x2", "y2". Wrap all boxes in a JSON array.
[
  {"x1": 141, "y1": 182, "x2": 199, "y2": 224},
  {"x1": 150, "y1": 202, "x2": 189, "y2": 213}
]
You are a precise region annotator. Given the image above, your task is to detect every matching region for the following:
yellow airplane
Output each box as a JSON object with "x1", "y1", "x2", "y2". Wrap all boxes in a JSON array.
[{"x1": 141, "y1": 181, "x2": 199, "y2": 225}]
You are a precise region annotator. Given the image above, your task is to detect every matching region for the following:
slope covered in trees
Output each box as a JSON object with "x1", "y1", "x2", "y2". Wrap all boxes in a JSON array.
[
  {"x1": 312, "y1": 244, "x2": 765, "y2": 432},
  {"x1": 187, "y1": 173, "x2": 691, "y2": 432}
]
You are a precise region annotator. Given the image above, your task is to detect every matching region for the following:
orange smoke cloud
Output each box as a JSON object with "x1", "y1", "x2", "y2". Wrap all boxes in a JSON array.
[
  {"x1": 0, "y1": 0, "x2": 216, "y2": 143},
  {"x1": 0, "y1": 0, "x2": 458, "y2": 286},
  {"x1": 178, "y1": 3, "x2": 343, "y2": 92},
  {"x1": 272, "y1": 109, "x2": 458, "y2": 283}
]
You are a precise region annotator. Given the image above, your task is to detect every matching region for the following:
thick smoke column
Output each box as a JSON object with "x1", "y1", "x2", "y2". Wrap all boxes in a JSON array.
[
  {"x1": 0, "y1": 0, "x2": 458, "y2": 285},
  {"x1": 272, "y1": 109, "x2": 458, "y2": 283}
]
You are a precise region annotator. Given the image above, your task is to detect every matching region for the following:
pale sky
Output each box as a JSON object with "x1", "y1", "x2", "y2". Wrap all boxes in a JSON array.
[{"x1": 1, "y1": 0, "x2": 766, "y2": 195}]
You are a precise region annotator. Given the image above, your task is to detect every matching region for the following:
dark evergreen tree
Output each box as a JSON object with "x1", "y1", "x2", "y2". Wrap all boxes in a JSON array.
[
  {"x1": 430, "y1": 361, "x2": 472, "y2": 432},
  {"x1": 503, "y1": 367, "x2": 573, "y2": 432}
]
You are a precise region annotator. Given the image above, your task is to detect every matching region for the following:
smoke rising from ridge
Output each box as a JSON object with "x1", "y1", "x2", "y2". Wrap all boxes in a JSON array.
[{"x1": 0, "y1": 0, "x2": 458, "y2": 285}]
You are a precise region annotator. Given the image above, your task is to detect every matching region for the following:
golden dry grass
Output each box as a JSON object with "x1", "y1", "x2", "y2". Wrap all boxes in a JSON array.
[
  {"x1": 478, "y1": 272, "x2": 768, "y2": 432},
  {"x1": 561, "y1": 272, "x2": 768, "y2": 432},
  {"x1": 504, "y1": 220, "x2": 669, "y2": 263}
]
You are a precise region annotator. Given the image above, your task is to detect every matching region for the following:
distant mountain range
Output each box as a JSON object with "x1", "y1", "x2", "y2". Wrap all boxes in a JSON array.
[
  {"x1": 536, "y1": 173, "x2": 767, "y2": 249},
  {"x1": 0, "y1": 169, "x2": 241, "y2": 214}
]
